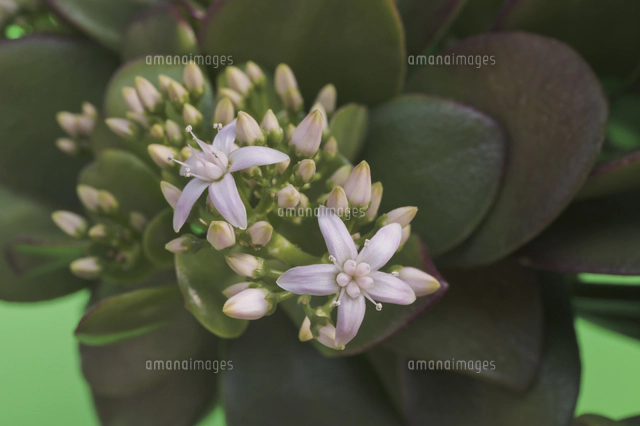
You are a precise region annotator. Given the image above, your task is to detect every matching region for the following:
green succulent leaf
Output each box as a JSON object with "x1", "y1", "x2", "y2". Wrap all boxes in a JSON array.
[
  {"x1": 79, "y1": 150, "x2": 165, "y2": 218},
  {"x1": 48, "y1": 0, "x2": 171, "y2": 50},
  {"x1": 370, "y1": 274, "x2": 580, "y2": 426},
  {"x1": 449, "y1": 0, "x2": 505, "y2": 38},
  {"x1": 408, "y1": 32, "x2": 608, "y2": 267},
  {"x1": 283, "y1": 235, "x2": 449, "y2": 357},
  {"x1": 143, "y1": 209, "x2": 175, "y2": 267},
  {"x1": 604, "y1": 94, "x2": 640, "y2": 154},
  {"x1": 0, "y1": 186, "x2": 89, "y2": 302},
  {"x1": 199, "y1": 0, "x2": 406, "y2": 104},
  {"x1": 75, "y1": 285, "x2": 185, "y2": 345},
  {"x1": 384, "y1": 259, "x2": 543, "y2": 391},
  {"x1": 576, "y1": 150, "x2": 640, "y2": 200},
  {"x1": 519, "y1": 192, "x2": 640, "y2": 275},
  {"x1": 396, "y1": 0, "x2": 467, "y2": 56},
  {"x1": 496, "y1": 0, "x2": 640, "y2": 82},
  {"x1": 573, "y1": 414, "x2": 640, "y2": 426},
  {"x1": 0, "y1": 35, "x2": 118, "y2": 208},
  {"x1": 175, "y1": 248, "x2": 249, "y2": 339},
  {"x1": 329, "y1": 103, "x2": 369, "y2": 162},
  {"x1": 363, "y1": 94, "x2": 505, "y2": 256},
  {"x1": 121, "y1": 3, "x2": 198, "y2": 61},
  {"x1": 221, "y1": 312, "x2": 403, "y2": 426}
]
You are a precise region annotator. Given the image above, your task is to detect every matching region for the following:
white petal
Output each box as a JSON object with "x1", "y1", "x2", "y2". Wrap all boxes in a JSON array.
[
  {"x1": 276, "y1": 264, "x2": 340, "y2": 296},
  {"x1": 368, "y1": 272, "x2": 416, "y2": 305},
  {"x1": 208, "y1": 173, "x2": 247, "y2": 229},
  {"x1": 172, "y1": 178, "x2": 209, "y2": 232},
  {"x1": 318, "y1": 206, "x2": 357, "y2": 265},
  {"x1": 335, "y1": 295, "x2": 366, "y2": 347},
  {"x1": 356, "y1": 223, "x2": 402, "y2": 271},
  {"x1": 213, "y1": 118, "x2": 237, "y2": 154},
  {"x1": 228, "y1": 146, "x2": 289, "y2": 172}
]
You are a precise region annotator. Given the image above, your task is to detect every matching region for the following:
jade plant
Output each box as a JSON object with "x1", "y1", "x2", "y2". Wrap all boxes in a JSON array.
[{"x1": 1, "y1": 1, "x2": 639, "y2": 425}]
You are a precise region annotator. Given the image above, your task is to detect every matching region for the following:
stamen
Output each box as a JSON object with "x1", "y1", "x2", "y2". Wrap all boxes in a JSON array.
[
  {"x1": 168, "y1": 155, "x2": 191, "y2": 169},
  {"x1": 328, "y1": 255, "x2": 336, "y2": 263},
  {"x1": 361, "y1": 290, "x2": 382, "y2": 310},
  {"x1": 199, "y1": 218, "x2": 208, "y2": 226},
  {"x1": 376, "y1": 303, "x2": 382, "y2": 311},
  {"x1": 391, "y1": 271, "x2": 399, "y2": 277},
  {"x1": 186, "y1": 125, "x2": 219, "y2": 158},
  {"x1": 331, "y1": 288, "x2": 345, "y2": 306},
  {"x1": 185, "y1": 171, "x2": 209, "y2": 180},
  {"x1": 364, "y1": 239, "x2": 371, "y2": 247}
]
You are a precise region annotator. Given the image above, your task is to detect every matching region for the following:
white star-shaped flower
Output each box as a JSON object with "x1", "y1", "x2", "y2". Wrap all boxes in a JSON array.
[
  {"x1": 171, "y1": 119, "x2": 288, "y2": 231},
  {"x1": 277, "y1": 207, "x2": 416, "y2": 346}
]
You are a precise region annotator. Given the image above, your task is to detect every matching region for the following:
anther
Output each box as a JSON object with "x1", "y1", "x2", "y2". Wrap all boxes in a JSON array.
[
  {"x1": 328, "y1": 255, "x2": 336, "y2": 262},
  {"x1": 364, "y1": 239, "x2": 370, "y2": 247},
  {"x1": 376, "y1": 303, "x2": 382, "y2": 311},
  {"x1": 392, "y1": 271, "x2": 399, "y2": 277}
]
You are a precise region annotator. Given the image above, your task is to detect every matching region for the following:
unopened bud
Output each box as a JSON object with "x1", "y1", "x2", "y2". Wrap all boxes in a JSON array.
[
  {"x1": 276, "y1": 158, "x2": 290, "y2": 174},
  {"x1": 134, "y1": 77, "x2": 162, "y2": 112},
  {"x1": 225, "y1": 253, "x2": 265, "y2": 278},
  {"x1": 310, "y1": 102, "x2": 329, "y2": 133},
  {"x1": 76, "y1": 115, "x2": 95, "y2": 136},
  {"x1": 213, "y1": 97, "x2": 235, "y2": 125},
  {"x1": 158, "y1": 74, "x2": 174, "y2": 93},
  {"x1": 165, "y1": 234, "x2": 204, "y2": 254},
  {"x1": 168, "y1": 80, "x2": 190, "y2": 108},
  {"x1": 182, "y1": 104, "x2": 203, "y2": 127},
  {"x1": 328, "y1": 165, "x2": 352, "y2": 188},
  {"x1": 97, "y1": 190, "x2": 118, "y2": 214},
  {"x1": 282, "y1": 88, "x2": 303, "y2": 111},
  {"x1": 299, "y1": 193, "x2": 309, "y2": 209},
  {"x1": 344, "y1": 161, "x2": 371, "y2": 207},
  {"x1": 222, "y1": 282, "x2": 252, "y2": 298},
  {"x1": 247, "y1": 221, "x2": 273, "y2": 246},
  {"x1": 290, "y1": 110, "x2": 323, "y2": 157},
  {"x1": 261, "y1": 109, "x2": 283, "y2": 145},
  {"x1": 70, "y1": 257, "x2": 102, "y2": 280},
  {"x1": 277, "y1": 184, "x2": 300, "y2": 208},
  {"x1": 236, "y1": 111, "x2": 264, "y2": 145},
  {"x1": 323, "y1": 136, "x2": 338, "y2": 160},
  {"x1": 222, "y1": 288, "x2": 272, "y2": 320},
  {"x1": 226, "y1": 66, "x2": 252, "y2": 95},
  {"x1": 148, "y1": 144, "x2": 176, "y2": 169},
  {"x1": 77, "y1": 185, "x2": 100, "y2": 211},
  {"x1": 398, "y1": 266, "x2": 440, "y2": 297},
  {"x1": 148, "y1": 124, "x2": 164, "y2": 141},
  {"x1": 245, "y1": 61, "x2": 265, "y2": 86},
  {"x1": 299, "y1": 317, "x2": 313, "y2": 342},
  {"x1": 315, "y1": 84, "x2": 337, "y2": 115},
  {"x1": 364, "y1": 182, "x2": 383, "y2": 222},
  {"x1": 165, "y1": 120, "x2": 183, "y2": 145},
  {"x1": 122, "y1": 86, "x2": 144, "y2": 113},
  {"x1": 82, "y1": 102, "x2": 98, "y2": 119},
  {"x1": 207, "y1": 221, "x2": 236, "y2": 250},
  {"x1": 295, "y1": 159, "x2": 316, "y2": 183},
  {"x1": 160, "y1": 181, "x2": 182, "y2": 209},
  {"x1": 317, "y1": 323, "x2": 344, "y2": 350},
  {"x1": 88, "y1": 223, "x2": 108, "y2": 240},
  {"x1": 385, "y1": 207, "x2": 418, "y2": 227},
  {"x1": 183, "y1": 62, "x2": 205, "y2": 98},
  {"x1": 52, "y1": 211, "x2": 87, "y2": 238},
  {"x1": 56, "y1": 112, "x2": 79, "y2": 137},
  {"x1": 105, "y1": 118, "x2": 138, "y2": 139},
  {"x1": 55, "y1": 138, "x2": 78, "y2": 156},
  {"x1": 274, "y1": 64, "x2": 298, "y2": 95},
  {"x1": 326, "y1": 186, "x2": 348, "y2": 211},
  {"x1": 218, "y1": 88, "x2": 244, "y2": 109},
  {"x1": 129, "y1": 212, "x2": 147, "y2": 232},
  {"x1": 401, "y1": 225, "x2": 411, "y2": 246},
  {"x1": 126, "y1": 111, "x2": 149, "y2": 129}
]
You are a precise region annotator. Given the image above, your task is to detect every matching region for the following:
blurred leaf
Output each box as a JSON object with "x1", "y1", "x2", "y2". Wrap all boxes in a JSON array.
[
  {"x1": 605, "y1": 94, "x2": 640, "y2": 153},
  {"x1": 363, "y1": 94, "x2": 505, "y2": 256},
  {"x1": 199, "y1": 0, "x2": 406, "y2": 104},
  {"x1": 283, "y1": 235, "x2": 449, "y2": 357},
  {"x1": 370, "y1": 273, "x2": 580, "y2": 425},
  {"x1": 48, "y1": 0, "x2": 171, "y2": 50},
  {"x1": 176, "y1": 248, "x2": 248, "y2": 338},
  {"x1": 0, "y1": 186, "x2": 88, "y2": 302},
  {"x1": 80, "y1": 301, "x2": 214, "y2": 397},
  {"x1": 143, "y1": 209, "x2": 175, "y2": 267},
  {"x1": 577, "y1": 150, "x2": 640, "y2": 200},
  {"x1": 396, "y1": 0, "x2": 467, "y2": 55},
  {"x1": 122, "y1": 3, "x2": 198, "y2": 61},
  {"x1": 221, "y1": 312, "x2": 403, "y2": 426},
  {"x1": 79, "y1": 150, "x2": 165, "y2": 218},
  {"x1": 408, "y1": 32, "x2": 608, "y2": 267},
  {"x1": 384, "y1": 259, "x2": 543, "y2": 391},
  {"x1": 496, "y1": 0, "x2": 640, "y2": 82},
  {"x1": 0, "y1": 35, "x2": 118, "y2": 208},
  {"x1": 329, "y1": 103, "x2": 368, "y2": 162},
  {"x1": 519, "y1": 192, "x2": 640, "y2": 275},
  {"x1": 573, "y1": 414, "x2": 640, "y2": 426},
  {"x1": 75, "y1": 285, "x2": 184, "y2": 345},
  {"x1": 450, "y1": 0, "x2": 505, "y2": 37}
]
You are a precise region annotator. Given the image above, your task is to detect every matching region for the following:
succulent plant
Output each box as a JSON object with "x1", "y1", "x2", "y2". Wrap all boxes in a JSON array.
[{"x1": 1, "y1": 0, "x2": 639, "y2": 425}]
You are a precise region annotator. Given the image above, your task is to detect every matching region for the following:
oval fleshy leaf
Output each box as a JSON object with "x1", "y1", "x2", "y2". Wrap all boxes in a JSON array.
[
  {"x1": 396, "y1": 0, "x2": 466, "y2": 56},
  {"x1": 175, "y1": 248, "x2": 249, "y2": 338},
  {"x1": 369, "y1": 274, "x2": 580, "y2": 425},
  {"x1": 577, "y1": 151, "x2": 640, "y2": 200},
  {"x1": 199, "y1": 0, "x2": 406, "y2": 104},
  {"x1": 408, "y1": 32, "x2": 608, "y2": 267},
  {"x1": 573, "y1": 414, "x2": 640, "y2": 426},
  {"x1": 0, "y1": 186, "x2": 89, "y2": 302},
  {"x1": 449, "y1": 0, "x2": 505, "y2": 38},
  {"x1": 363, "y1": 94, "x2": 505, "y2": 256},
  {"x1": 78, "y1": 150, "x2": 165, "y2": 218},
  {"x1": 283, "y1": 235, "x2": 448, "y2": 357},
  {"x1": 75, "y1": 285, "x2": 184, "y2": 345},
  {"x1": 0, "y1": 36, "x2": 118, "y2": 208},
  {"x1": 518, "y1": 192, "x2": 640, "y2": 275},
  {"x1": 48, "y1": 0, "x2": 170, "y2": 50},
  {"x1": 329, "y1": 103, "x2": 368, "y2": 162},
  {"x1": 143, "y1": 209, "x2": 175, "y2": 267},
  {"x1": 121, "y1": 3, "x2": 198, "y2": 61},
  {"x1": 221, "y1": 312, "x2": 403, "y2": 426},
  {"x1": 496, "y1": 0, "x2": 640, "y2": 82},
  {"x1": 384, "y1": 259, "x2": 543, "y2": 391}
]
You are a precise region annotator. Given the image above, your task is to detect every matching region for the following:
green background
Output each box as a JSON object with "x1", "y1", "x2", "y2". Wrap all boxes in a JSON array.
[{"x1": 1, "y1": 290, "x2": 639, "y2": 424}]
